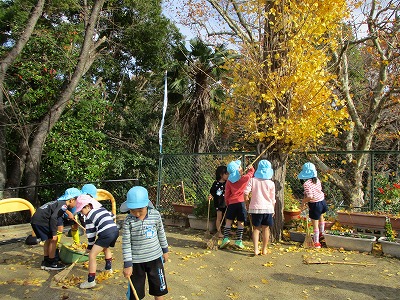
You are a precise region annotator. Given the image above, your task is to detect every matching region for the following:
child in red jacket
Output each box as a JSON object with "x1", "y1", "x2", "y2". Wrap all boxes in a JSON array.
[{"x1": 220, "y1": 160, "x2": 254, "y2": 249}]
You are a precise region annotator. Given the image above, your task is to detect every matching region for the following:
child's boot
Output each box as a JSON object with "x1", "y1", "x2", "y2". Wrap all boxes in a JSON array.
[{"x1": 71, "y1": 228, "x2": 80, "y2": 244}]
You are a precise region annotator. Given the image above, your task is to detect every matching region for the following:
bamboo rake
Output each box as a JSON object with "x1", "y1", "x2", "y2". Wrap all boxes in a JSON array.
[
  {"x1": 53, "y1": 251, "x2": 86, "y2": 282},
  {"x1": 206, "y1": 209, "x2": 227, "y2": 250},
  {"x1": 244, "y1": 140, "x2": 276, "y2": 170},
  {"x1": 303, "y1": 216, "x2": 314, "y2": 248},
  {"x1": 303, "y1": 257, "x2": 375, "y2": 266},
  {"x1": 128, "y1": 277, "x2": 140, "y2": 300}
]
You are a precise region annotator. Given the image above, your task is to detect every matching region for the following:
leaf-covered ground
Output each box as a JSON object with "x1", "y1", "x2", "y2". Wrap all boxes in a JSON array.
[{"x1": 0, "y1": 223, "x2": 399, "y2": 300}]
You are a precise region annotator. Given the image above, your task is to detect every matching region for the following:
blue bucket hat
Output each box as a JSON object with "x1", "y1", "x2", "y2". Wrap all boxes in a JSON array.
[
  {"x1": 298, "y1": 162, "x2": 317, "y2": 180},
  {"x1": 120, "y1": 186, "x2": 150, "y2": 212},
  {"x1": 57, "y1": 187, "x2": 82, "y2": 201},
  {"x1": 81, "y1": 184, "x2": 97, "y2": 198},
  {"x1": 227, "y1": 160, "x2": 241, "y2": 183},
  {"x1": 254, "y1": 160, "x2": 273, "y2": 180}
]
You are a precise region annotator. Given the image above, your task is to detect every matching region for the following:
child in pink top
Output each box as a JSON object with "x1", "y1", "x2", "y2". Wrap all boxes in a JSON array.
[
  {"x1": 244, "y1": 160, "x2": 275, "y2": 256},
  {"x1": 220, "y1": 160, "x2": 254, "y2": 250},
  {"x1": 298, "y1": 162, "x2": 328, "y2": 248}
]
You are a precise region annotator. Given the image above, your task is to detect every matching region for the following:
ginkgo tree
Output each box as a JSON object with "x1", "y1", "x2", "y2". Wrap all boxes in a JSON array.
[{"x1": 170, "y1": 0, "x2": 350, "y2": 239}]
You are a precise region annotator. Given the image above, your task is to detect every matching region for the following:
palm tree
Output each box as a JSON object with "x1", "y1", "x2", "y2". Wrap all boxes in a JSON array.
[{"x1": 169, "y1": 38, "x2": 235, "y2": 153}]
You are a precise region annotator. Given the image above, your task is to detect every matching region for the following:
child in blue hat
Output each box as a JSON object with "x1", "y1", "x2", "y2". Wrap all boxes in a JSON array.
[
  {"x1": 121, "y1": 186, "x2": 169, "y2": 300},
  {"x1": 56, "y1": 188, "x2": 83, "y2": 249},
  {"x1": 30, "y1": 189, "x2": 79, "y2": 271},
  {"x1": 244, "y1": 160, "x2": 275, "y2": 256},
  {"x1": 220, "y1": 160, "x2": 255, "y2": 249},
  {"x1": 298, "y1": 162, "x2": 328, "y2": 248}
]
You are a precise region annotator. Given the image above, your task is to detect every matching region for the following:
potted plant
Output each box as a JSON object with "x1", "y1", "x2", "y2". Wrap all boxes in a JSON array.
[
  {"x1": 374, "y1": 174, "x2": 400, "y2": 230},
  {"x1": 378, "y1": 218, "x2": 400, "y2": 258},
  {"x1": 336, "y1": 175, "x2": 400, "y2": 231},
  {"x1": 188, "y1": 198, "x2": 216, "y2": 231},
  {"x1": 283, "y1": 183, "x2": 301, "y2": 224}
]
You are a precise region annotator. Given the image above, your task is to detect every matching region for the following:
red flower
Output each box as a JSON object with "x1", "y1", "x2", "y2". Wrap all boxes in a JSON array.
[
  {"x1": 378, "y1": 187, "x2": 384, "y2": 194},
  {"x1": 393, "y1": 183, "x2": 400, "y2": 189}
]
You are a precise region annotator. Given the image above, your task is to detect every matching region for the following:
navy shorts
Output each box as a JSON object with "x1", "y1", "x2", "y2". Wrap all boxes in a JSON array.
[
  {"x1": 251, "y1": 213, "x2": 274, "y2": 227},
  {"x1": 129, "y1": 257, "x2": 168, "y2": 299},
  {"x1": 95, "y1": 229, "x2": 119, "y2": 248},
  {"x1": 31, "y1": 224, "x2": 53, "y2": 241},
  {"x1": 216, "y1": 207, "x2": 226, "y2": 214},
  {"x1": 226, "y1": 202, "x2": 247, "y2": 222},
  {"x1": 308, "y1": 200, "x2": 328, "y2": 220}
]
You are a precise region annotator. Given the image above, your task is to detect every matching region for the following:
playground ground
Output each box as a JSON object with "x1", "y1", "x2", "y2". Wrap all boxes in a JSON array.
[{"x1": 0, "y1": 220, "x2": 399, "y2": 300}]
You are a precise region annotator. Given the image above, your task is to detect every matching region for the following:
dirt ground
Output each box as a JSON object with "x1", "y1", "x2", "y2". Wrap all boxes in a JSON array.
[{"x1": 0, "y1": 220, "x2": 399, "y2": 300}]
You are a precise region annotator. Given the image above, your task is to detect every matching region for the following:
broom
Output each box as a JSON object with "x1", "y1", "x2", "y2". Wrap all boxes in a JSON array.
[
  {"x1": 53, "y1": 251, "x2": 86, "y2": 282},
  {"x1": 206, "y1": 209, "x2": 226, "y2": 250},
  {"x1": 128, "y1": 277, "x2": 140, "y2": 300},
  {"x1": 303, "y1": 216, "x2": 314, "y2": 248}
]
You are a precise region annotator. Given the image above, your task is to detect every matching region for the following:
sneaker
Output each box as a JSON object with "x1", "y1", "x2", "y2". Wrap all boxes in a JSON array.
[
  {"x1": 234, "y1": 240, "x2": 245, "y2": 250},
  {"x1": 219, "y1": 238, "x2": 230, "y2": 249},
  {"x1": 104, "y1": 268, "x2": 113, "y2": 274},
  {"x1": 40, "y1": 260, "x2": 46, "y2": 270},
  {"x1": 314, "y1": 242, "x2": 321, "y2": 249},
  {"x1": 44, "y1": 261, "x2": 66, "y2": 271},
  {"x1": 80, "y1": 280, "x2": 96, "y2": 289}
]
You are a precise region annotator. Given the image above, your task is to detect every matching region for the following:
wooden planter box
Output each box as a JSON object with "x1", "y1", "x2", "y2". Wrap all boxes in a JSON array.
[
  {"x1": 389, "y1": 217, "x2": 400, "y2": 231},
  {"x1": 378, "y1": 237, "x2": 400, "y2": 258},
  {"x1": 188, "y1": 214, "x2": 216, "y2": 231},
  {"x1": 163, "y1": 216, "x2": 189, "y2": 227},
  {"x1": 323, "y1": 232, "x2": 376, "y2": 252},
  {"x1": 337, "y1": 211, "x2": 386, "y2": 229},
  {"x1": 171, "y1": 203, "x2": 195, "y2": 215}
]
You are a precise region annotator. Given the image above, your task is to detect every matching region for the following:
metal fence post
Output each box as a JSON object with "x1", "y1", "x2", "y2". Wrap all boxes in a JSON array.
[
  {"x1": 156, "y1": 154, "x2": 163, "y2": 209},
  {"x1": 370, "y1": 151, "x2": 375, "y2": 211}
]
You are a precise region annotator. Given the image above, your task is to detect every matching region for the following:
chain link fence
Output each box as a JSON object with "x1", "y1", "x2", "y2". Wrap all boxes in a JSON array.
[
  {"x1": 1, "y1": 150, "x2": 399, "y2": 226},
  {"x1": 156, "y1": 151, "x2": 400, "y2": 216}
]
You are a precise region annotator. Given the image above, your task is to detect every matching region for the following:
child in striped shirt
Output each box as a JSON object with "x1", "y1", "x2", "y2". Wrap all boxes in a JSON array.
[
  {"x1": 298, "y1": 162, "x2": 328, "y2": 248},
  {"x1": 121, "y1": 186, "x2": 169, "y2": 300},
  {"x1": 75, "y1": 194, "x2": 119, "y2": 289}
]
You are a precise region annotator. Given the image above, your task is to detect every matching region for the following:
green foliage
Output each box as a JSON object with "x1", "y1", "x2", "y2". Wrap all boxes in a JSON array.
[
  {"x1": 2, "y1": 0, "x2": 183, "y2": 190},
  {"x1": 194, "y1": 198, "x2": 216, "y2": 218},
  {"x1": 385, "y1": 218, "x2": 396, "y2": 242},
  {"x1": 41, "y1": 84, "x2": 110, "y2": 182},
  {"x1": 374, "y1": 174, "x2": 400, "y2": 214},
  {"x1": 284, "y1": 182, "x2": 301, "y2": 211}
]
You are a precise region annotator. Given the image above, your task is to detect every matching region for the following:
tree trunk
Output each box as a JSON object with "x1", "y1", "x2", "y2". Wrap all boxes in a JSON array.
[
  {"x1": 22, "y1": 0, "x2": 107, "y2": 204},
  {"x1": 0, "y1": 0, "x2": 45, "y2": 197},
  {"x1": 256, "y1": 143, "x2": 288, "y2": 241}
]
